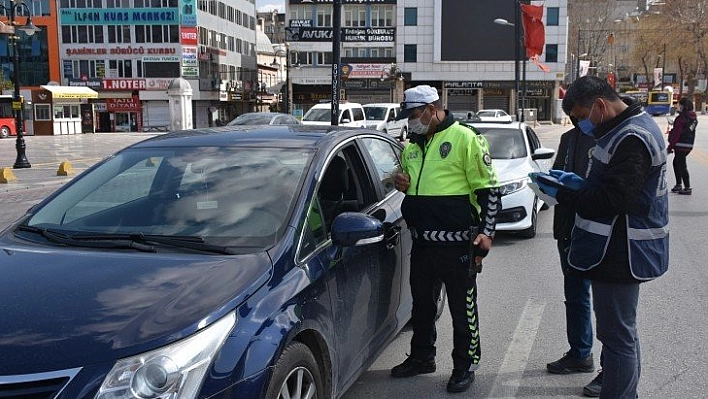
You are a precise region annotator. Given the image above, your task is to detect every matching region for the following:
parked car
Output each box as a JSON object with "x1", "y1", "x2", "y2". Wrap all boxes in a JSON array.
[
  {"x1": 476, "y1": 109, "x2": 513, "y2": 122},
  {"x1": 227, "y1": 112, "x2": 301, "y2": 126},
  {"x1": 301, "y1": 101, "x2": 367, "y2": 127},
  {"x1": 451, "y1": 110, "x2": 482, "y2": 123},
  {"x1": 363, "y1": 103, "x2": 408, "y2": 141},
  {"x1": 467, "y1": 121, "x2": 555, "y2": 238},
  {"x1": 0, "y1": 125, "x2": 449, "y2": 398}
]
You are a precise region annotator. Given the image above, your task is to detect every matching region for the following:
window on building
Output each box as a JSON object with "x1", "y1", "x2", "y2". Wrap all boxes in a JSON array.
[
  {"x1": 370, "y1": 5, "x2": 393, "y2": 27},
  {"x1": 404, "y1": 44, "x2": 417, "y2": 62},
  {"x1": 62, "y1": 26, "x2": 103, "y2": 44},
  {"x1": 105, "y1": 0, "x2": 129, "y2": 7},
  {"x1": 72, "y1": 59, "x2": 104, "y2": 78},
  {"x1": 53, "y1": 105, "x2": 80, "y2": 119},
  {"x1": 404, "y1": 8, "x2": 417, "y2": 26},
  {"x1": 317, "y1": 7, "x2": 332, "y2": 27},
  {"x1": 109, "y1": 59, "x2": 133, "y2": 78},
  {"x1": 107, "y1": 25, "x2": 131, "y2": 43},
  {"x1": 144, "y1": 62, "x2": 180, "y2": 78},
  {"x1": 344, "y1": 5, "x2": 365, "y2": 27},
  {"x1": 289, "y1": 5, "x2": 313, "y2": 21},
  {"x1": 545, "y1": 44, "x2": 558, "y2": 62},
  {"x1": 547, "y1": 7, "x2": 559, "y2": 26},
  {"x1": 228, "y1": 36, "x2": 235, "y2": 51},
  {"x1": 30, "y1": 0, "x2": 51, "y2": 16},
  {"x1": 317, "y1": 51, "x2": 332, "y2": 65},
  {"x1": 35, "y1": 104, "x2": 51, "y2": 121}
]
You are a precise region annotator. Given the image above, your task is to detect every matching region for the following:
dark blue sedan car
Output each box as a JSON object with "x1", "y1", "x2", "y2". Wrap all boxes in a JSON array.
[{"x1": 0, "y1": 126, "x2": 431, "y2": 398}]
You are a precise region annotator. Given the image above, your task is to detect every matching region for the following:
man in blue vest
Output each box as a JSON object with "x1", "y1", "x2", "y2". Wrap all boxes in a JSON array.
[{"x1": 535, "y1": 76, "x2": 669, "y2": 398}]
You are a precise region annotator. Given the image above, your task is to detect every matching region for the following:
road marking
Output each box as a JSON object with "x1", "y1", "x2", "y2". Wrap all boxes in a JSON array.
[{"x1": 489, "y1": 298, "x2": 546, "y2": 398}]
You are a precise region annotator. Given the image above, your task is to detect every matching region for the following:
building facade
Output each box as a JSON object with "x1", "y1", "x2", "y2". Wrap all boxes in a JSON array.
[
  {"x1": 283, "y1": 0, "x2": 569, "y2": 122},
  {"x1": 58, "y1": 0, "x2": 258, "y2": 132}
]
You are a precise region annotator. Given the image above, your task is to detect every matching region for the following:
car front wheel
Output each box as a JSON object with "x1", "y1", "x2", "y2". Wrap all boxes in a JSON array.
[
  {"x1": 399, "y1": 126, "x2": 408, "y2": 142},
  {"x1": 518, "y1": 197, "x2": 538, "y2": 239},
  {"x1": 266, "y1": 341, "x2": 324, "y2": 399}
]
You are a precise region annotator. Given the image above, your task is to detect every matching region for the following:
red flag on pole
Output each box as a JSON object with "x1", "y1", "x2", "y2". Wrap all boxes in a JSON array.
[{"x1": 521, "y1": 3, "x2": 550, "y2": 72}]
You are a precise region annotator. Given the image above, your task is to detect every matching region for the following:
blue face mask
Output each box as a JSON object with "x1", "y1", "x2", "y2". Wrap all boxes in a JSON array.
[{"x1": 577, "y1": 104, "x2": 597, "y2": 136}]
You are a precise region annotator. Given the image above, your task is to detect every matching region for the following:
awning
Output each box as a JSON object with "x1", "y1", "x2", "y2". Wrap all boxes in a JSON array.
[{"x1": 40, "y1": 85, "x2": 98, "y2": 99}]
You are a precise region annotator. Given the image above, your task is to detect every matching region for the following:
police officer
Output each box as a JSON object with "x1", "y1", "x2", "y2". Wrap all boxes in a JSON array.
[{"x1": 391, "y1": 85, "x2": 500, "y2": 393}]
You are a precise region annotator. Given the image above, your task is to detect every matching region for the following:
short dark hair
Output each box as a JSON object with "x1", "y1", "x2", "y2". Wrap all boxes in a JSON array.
[
  {"x1": 679, "y1": 97, "x2": 694, "y2": 111},
  {"x1": 562, "y1": 76, "x2": 620, "y2": 115}
]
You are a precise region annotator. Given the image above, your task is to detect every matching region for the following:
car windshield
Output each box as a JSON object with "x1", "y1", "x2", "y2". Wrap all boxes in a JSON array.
[
  {"x1": 302, "y1": 108, "x2": 332, "y2": 122},
  {"x1": 227, "y1": 114, "x2": 273, "y2": 125},
  {"x1": 475, "y1": 127, "x2": 528, "y2": 159},
  {"x1": 24, "y1": 146, "x2": 314, "y2": 252},
  {"x1": 364, "y1": 107, "x2": 387, "y2": 121}
]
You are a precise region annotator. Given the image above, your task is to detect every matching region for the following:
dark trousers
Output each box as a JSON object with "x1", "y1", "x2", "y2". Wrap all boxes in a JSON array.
[
  {"x1": 409, "y1": 243, "x2": 480, "y2": 371},
  {"x1": 673, "y1": 152, "x2": 690, "y2": 188},
  {"x1": 593, "y1": 281, "x2": 641, "y2": 399},
  {"x1": 557, "y1": 239, "x2": 594, "y2": 359}
]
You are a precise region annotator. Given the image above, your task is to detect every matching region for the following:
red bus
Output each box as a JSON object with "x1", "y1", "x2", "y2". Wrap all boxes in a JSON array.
[{"x1": 0, "y1": 95, "x2": 17, "y2": 138}]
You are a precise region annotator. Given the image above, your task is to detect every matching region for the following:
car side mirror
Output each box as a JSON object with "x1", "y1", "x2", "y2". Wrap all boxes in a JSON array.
[
  {"x1": 331, "y1": 212, "x2": 384, "y2": 247},
  {"x1": 531, "y1": 147, "x2": 555, "y2": 160}
]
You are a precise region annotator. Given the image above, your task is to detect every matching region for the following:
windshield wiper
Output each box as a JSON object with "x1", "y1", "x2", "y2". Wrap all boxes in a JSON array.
[
  {"x1": 71, "y1": 232, "x2": 235, "y2": 254},
  {"x1": 17, "y1": 226, "x2": 235, "y2": 254},
  {"x1": 17, "y1": 225, "x2": 155, "y2": 252}
]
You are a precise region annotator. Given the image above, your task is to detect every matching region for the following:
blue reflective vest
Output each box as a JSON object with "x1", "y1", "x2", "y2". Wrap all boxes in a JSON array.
[{"x1": 568, "y1": 113, "x2": 669, "y2": 281}]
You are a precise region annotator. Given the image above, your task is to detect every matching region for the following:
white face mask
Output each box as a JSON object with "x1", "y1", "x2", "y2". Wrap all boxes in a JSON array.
[{"x1": 408, "y1": 107, "x2": 430, "y2": 135}]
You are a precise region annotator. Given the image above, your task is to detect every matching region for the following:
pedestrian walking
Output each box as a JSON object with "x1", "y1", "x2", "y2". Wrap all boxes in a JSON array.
[
  {"x1": 667, "y1": 97, "x2": 697, "y2": 195},
  {"x1": 391, "y1": 85, "x2": 500, "y2": 393},
  {"x1": 545, "y1": 121, "x2": 598, "y2": 385},
  {"x1": 536, "y1": 76, "x2": 670, "y2": 399}
]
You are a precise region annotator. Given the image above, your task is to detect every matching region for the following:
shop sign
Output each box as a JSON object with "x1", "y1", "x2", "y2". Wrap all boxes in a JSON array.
[
  {"x1": 289, "y1": 19, "x2": 312, "y2": 27},
  {"x1": 68, "y1": 78, "x2": 103, "y2": 89},
  {"x1": 107, "y1": 97, "x2": 141, "y2": 111},
  {"x1": 145, "y1": 78, "x2": 172, "y2": 91},
  {"x1": 288, "y1": 0, "x2": 396, "y2": 4},
  {"x1": 287, "y1": 27, "x2": 395, "y2": 42},
  {"x1": 142, "y1": 55, "x2": 180, "y2": 62},
  {"x1": 60, "y1": 8, "x2": 179, "y2": 25},
  {"x1": 182, "y1": 66, "x2": 198, "y2": 78},
  {"x1": 180, "y1": 27, "x2": 198, "y2": 45},
  {"x1": 341, "y1": 63, "x2": 388, "y2": 79},
  {"x1": 102, "y1": 79, "x2": 146, "y2": 90}
]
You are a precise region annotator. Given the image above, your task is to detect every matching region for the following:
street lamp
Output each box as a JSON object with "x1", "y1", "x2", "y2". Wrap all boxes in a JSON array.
[
  {"x1": 494, "y1": 5, "x2": 526, "y2": 122},
  {"x1": 271, "y1": 46, "x2": 299, "y2": 115},
  {"x1": 380, "y1": 63, "x2": 404, "y2": 103},
  {"x1": 0, "y1": 0, "x2": 39, "y2": 169}
]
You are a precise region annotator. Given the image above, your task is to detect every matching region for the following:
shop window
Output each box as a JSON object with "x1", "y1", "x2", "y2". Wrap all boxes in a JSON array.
[{"x1": 34, "y1": 104, "x2": 51, "y2": 121}]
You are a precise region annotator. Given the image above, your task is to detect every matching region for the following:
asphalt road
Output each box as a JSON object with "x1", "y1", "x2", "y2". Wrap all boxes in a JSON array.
[{"x1": 1, "y1": 119, "x2": 706, "y2": 398}]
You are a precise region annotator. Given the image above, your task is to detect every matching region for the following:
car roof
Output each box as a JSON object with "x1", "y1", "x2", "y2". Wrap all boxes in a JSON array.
[
  {"x1": 363, "y1": 103, "x2": 398, "y2": 107},
  {"x1": 126, "y1": 125, "x2": 385, "y2": 151}
]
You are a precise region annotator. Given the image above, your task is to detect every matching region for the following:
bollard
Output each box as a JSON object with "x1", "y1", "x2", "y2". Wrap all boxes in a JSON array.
[
  {"x1": 0, "y1": 167, "x2": 16, "y2": 183},
  {"x1": 57, "y1": 161, "x2": 74, "y2": 176}
]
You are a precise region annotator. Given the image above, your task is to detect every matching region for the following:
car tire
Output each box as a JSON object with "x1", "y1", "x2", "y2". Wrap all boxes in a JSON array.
[
  {"x1": 518, "y1": 198, "x2": 538, "y2": 239},
  {"x1": 399, "y1": 126, "x2": 408, "y2": 142},
  {"x1": 266, "y1": 341, "x2": 324, "y2": 399},
  {"x1": 0, "y1": 126, "x2": 9, "y2": 139},
  {"x1": 435, "y1": 283, "x2": 447, "y2": 320}
]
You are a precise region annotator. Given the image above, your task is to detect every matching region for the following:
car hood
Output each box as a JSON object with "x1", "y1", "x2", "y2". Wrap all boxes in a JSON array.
[
  {"x1": 492, "y1": 157, "x2": 538, "y2": 181},
  {"x1": 0, "y1": 244, "x2": 272, "y2": 374}
]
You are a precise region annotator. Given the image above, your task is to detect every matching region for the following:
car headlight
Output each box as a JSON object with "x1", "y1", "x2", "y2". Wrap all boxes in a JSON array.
[
  {"x1": 96, "y1": 313, "x2": 236, "y2": 399},
  {"x1": 498, "y1": 177, "x2": 529, "y2": 196}
]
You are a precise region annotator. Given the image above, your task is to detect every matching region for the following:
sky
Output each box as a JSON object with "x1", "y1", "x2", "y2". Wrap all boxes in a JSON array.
[{"x1": 256, "y1": 0, "x2": 285, "y2": 13}]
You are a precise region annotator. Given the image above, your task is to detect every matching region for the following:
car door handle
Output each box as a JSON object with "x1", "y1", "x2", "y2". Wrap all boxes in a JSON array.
[{"x1": 385, "y1": 225, "x2": 401, "y2": 250}]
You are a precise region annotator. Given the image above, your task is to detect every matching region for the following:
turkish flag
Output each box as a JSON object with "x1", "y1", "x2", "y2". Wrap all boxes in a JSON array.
[{"x1": 521, "y1": 4, "x2": 545, "y2": 58}]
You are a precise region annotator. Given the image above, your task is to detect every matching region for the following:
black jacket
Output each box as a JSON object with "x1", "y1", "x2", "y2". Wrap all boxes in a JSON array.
[
  {"x1": 552, "y1": 127, "x2": 595, "y2": 240},
  {"x1": 556, "y1": 102, "x2": 652, "y2": 283}
]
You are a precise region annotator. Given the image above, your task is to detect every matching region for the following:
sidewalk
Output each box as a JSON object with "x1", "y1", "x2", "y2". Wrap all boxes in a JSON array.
[{"x1": 0, "y1": 132, "x2": 162, "y2": 192}]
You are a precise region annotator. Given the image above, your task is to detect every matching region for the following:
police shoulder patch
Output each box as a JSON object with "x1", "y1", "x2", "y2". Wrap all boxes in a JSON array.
[
  {"x1": 483, "y1": 152, "x2": 492, "y2": 166},
  {"x1": 440, "y1": 142, "x2": 452, "y2": 158}
]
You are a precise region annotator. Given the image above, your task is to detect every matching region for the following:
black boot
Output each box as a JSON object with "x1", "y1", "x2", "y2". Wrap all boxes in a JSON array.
[
  {"x1": 390, "y1": 356, "x2": 436, "y2": 378},
  {"x1": 446, "y1": 370, "x2": 474, "y2": 393}
]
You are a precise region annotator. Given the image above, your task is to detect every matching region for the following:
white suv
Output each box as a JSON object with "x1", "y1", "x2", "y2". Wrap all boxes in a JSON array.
[
  {"x1": 363, "y1": 103, "x2": 408, "y2": 141},
  {"x1": 301, "y1": 102, "x2": 367, "y2": 127}
]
